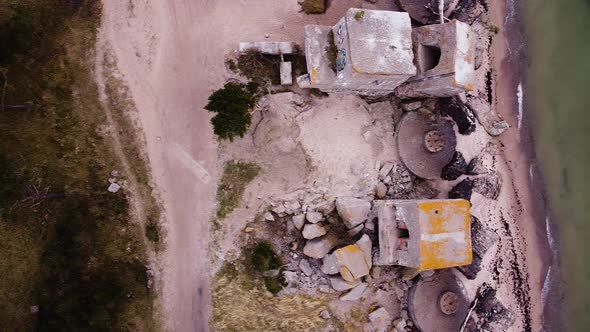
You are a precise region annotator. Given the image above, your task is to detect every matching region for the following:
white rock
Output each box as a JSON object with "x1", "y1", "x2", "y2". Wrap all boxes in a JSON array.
[
  {"x1": 302, "y1": 223, "x2": 327, "y2": 240},
  {"x1": 321, "y1": 253, "x2": 340, "y2": 275},
  {"x1": 303, "y1": 235, "x2": 338, "y2": 259},
  {"x1": 299, "y1": 259, "x2": 313, "y2": 276},
  {"x1": 306, "y1": 211, "x2": 323, "y2": 223},
  {"x1": 336, "y1": 197, "x2": 371, "y2": 229},
  {"x1": 108, "y1": 183, "x2": 121, "y2": 193},
  {"x1": 368, "y1": 307, "x2": 392, "y2": 332},
  {"x1": 379, "y1": 162, "x2": 394, "y2": 178},
  {"x1": 292, "y1": 214, "x2": 305, "y2": 230},
  {"x1": 340, "y1": 282, "x2": 368, "y2": 301},
  {"x1": 329, "y1": 276, "x2": 360, "y2": 291},
  {"x1": 320, "y1": 310, "x2": 331, "y2": 320},
  {"x1": 264, "y1": 212, "x2": 275, "y2": 221},
  {"x1": 282, "y1": 271, "x2": 299, "y2": 285}
]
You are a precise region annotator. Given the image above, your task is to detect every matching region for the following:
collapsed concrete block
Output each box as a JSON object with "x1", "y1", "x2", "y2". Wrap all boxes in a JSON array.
[
  {"x1": 280, "y1": 61, "x2": 293, "y2": 86},
  {"x1": 396, "y1": 20, "x2": 475, "y2": 98},
  {"x1": 303, "y1": 234, "x2": 338, "y2": 259},
  {"x1": 466, "y1": 97, "x2": 509, "y2": 136},
  {"x1": 336, "y1": 197, "x2": 371, "y2": 229}
]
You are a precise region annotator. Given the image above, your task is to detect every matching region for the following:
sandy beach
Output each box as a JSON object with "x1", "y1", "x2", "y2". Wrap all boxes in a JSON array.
[{"x1": 96, "y1": 0, "x2": 553, "y2": 330}]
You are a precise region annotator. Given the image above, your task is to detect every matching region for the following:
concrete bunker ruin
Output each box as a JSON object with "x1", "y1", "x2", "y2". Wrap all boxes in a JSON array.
[
  {"x1": 375, "y1": 199, "x2": 472, "y2": 271},
  {"x1": 396, "y1": 20, "x2": 476, "y2": 98},
  {"x1": 298, "y1": 8, "x2": 417, "y2": 95}
]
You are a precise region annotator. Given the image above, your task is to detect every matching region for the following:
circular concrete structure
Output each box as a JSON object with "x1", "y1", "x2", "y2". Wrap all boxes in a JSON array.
[
  {"x1": 396, "y1": 111, "x2": 457, "y2": 179},
  {"x1": 408, "y1": 270, "x2": 469, "y2": 332}
]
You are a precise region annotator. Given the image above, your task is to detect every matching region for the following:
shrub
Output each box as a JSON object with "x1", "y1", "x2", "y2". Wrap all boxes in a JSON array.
[
  {"x1": 236, "y1": 50, "x2": 281, "y2": 85},
  {"x1": 300, "y1": 0, "x2": 326, "y2": 14},
  {"x1": 251, "y1": 241, "x2": 282, "y2": 272},
  {"x1": 205, "y1": 82, "x2": 260, "y2": 140},
  {"x1": 354, "y1": 10, "x2": 365, "y2": 21}
]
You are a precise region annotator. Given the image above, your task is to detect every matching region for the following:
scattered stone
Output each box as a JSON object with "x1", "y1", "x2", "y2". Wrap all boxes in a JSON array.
[
  {"x1": 292, "y1": 214, "x2": 305, "y2": 230},
  {"x1": 272, "y1": 203, "x2": 286, "y2": 216},
  {"x1": 393, "y1": 318, "x2": 407, "y2": 332},
  {"x1": 473, "y1": 172, "x2": 502, "y2": 200},
  {"x1": 290, "y1": 240, "x2": 299, "y2": 251},
  {"x1": 383, "y1": 176, "x2": 392, "y2": 185},
  {"x1": 336, "y1": 197, "x2": 371, "y2": 229},
  {"x1": 448, "y1": 178, "x2": 473, "y2": 201},
  {"x1": 262, "y1": 269, "x2": 281, "y2": 278},
  {"x1": 439, "y1": 96, "x2": 477, "y2": 135},
  {"x1": 284, "y1": 200, "x2": 301, "y2": 213},
  {"x1": 264, "y1": 212, "x2": 275, "y2": 221},
  {"x1": 340, "y1": 282, "x2": 368, "y2": 301},
  {"x1": 303, "y1": 234, "x2": 338, "y2": 259},
  {"x1": 110, "y1": 170, "x2": 120, "y2": 177},
  {"x1": 330, "y1": 276, "x2": 361, "y2": 291},
  {"x1": 319, "y1": 284, "x2": 333, "y2": 293},
  {"x1": 441, "y1": 151, "x2": 468, "y2": 181},
  {"x1": 376, "y1": 182, "x2": 387, "y2": 199},
  {"x1": 334, "y1": 244, "x2": 370, "y2": 281},
  {"x1": 400, "y1": 100, "x2": 422, "y2": 112},
  {"x1": 320, "y1": 310, "x2": 331, "y2": 320},
  {"x1": 379, "y1": 162, "x2": 395, "y2": 178},
  {"x1": 306, "y1": 211, "x2": 323, "y2": 223},
  {"x1": 368, "y1": 307, "x2": 393, "y2": 332},
  {"x1": 302, "y1": 223, "x2": 327, "y2": 239},
  {"x1": 347, "y1": 223, "x2": 364, "y2": 237},
  {"x1": 322, "y1": 253, "x2": 340, "y2": 275},
  {"x1": 244, "y1": 226, "x2": 254, "y2": 233},
  {"x1": 283, "y1": 271, "x2": 299, "y2": 285},
  {"x1": 108, "y1": 177, "x2": 117, "y2": 183},
  {"x1": 107, "y1": 183, "x2": 121, "y2": 193},
  {"x1": 467, "y1": 142, "x2": 498, "y2": 175},
  {"x1": 30, "y1": 305, "x2": 39, "y2": 314},
  {"x1": 299, "y1": 259, "x2": 314, "y2": 276}
]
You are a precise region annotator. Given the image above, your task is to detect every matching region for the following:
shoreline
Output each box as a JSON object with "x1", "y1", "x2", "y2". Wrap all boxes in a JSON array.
[{"x1": 489, "y1": 0, "x2": 556, "y2": 329}]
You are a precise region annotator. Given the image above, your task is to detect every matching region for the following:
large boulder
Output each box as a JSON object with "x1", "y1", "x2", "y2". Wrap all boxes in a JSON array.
[
  {"x1": 321, "y1": 253, "x2": 340, "y2": 275},
  {"x1": 439, "y1": 97, "x2": 477, "y2": 135},
  {"x1": 302, "y1": 223, "x2": 327, "y2": 240},
  {"x1": 303, "y1": 234, "x2": 338, "y2": 259},
  {"x1": 333, "y1": 235, "x2": 372, "y2": 281},
  {"x1": 336, "y1": 197, "x2": 371, "y2": 229},
  {"x1": 448, "y1": 178, "x2": 473, "y2": 201}
]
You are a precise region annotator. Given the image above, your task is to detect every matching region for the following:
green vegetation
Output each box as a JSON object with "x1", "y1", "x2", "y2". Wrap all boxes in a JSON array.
[
  {"x1": 205, "y1": 82, "x2": 261, "y2": 140},
  {"x1": 326, "y1": 30, "x2": 338, "y2": 72},
  {"x1": 215, "y1": 161, "x2": 261, "y2": 219},
  {"x1": 300, "y1": 0, "x2": 327, "y2": 14},
  {"x1": 235, "y1": 50, "x2": 281, "y2": 86},
  {"x1": 354, "y1": 10, "x2": 366, "y2": 21},
  {"x1": 0, "y1": 0, "x2": 157, "y2": 329},
  {"x1": 251, "y1": 241, "x2": 282, "y2": 272}
]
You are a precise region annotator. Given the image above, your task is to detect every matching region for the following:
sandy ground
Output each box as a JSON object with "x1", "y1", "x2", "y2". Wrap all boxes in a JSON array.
[{"x1": 97, "y1": 0, "x2": 549, "y2": 330}]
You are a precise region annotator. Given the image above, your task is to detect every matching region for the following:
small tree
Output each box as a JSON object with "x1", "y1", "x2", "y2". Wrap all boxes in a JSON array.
[{"x1": 205, "y1": 82, "x2": 260, "y2": 140}]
